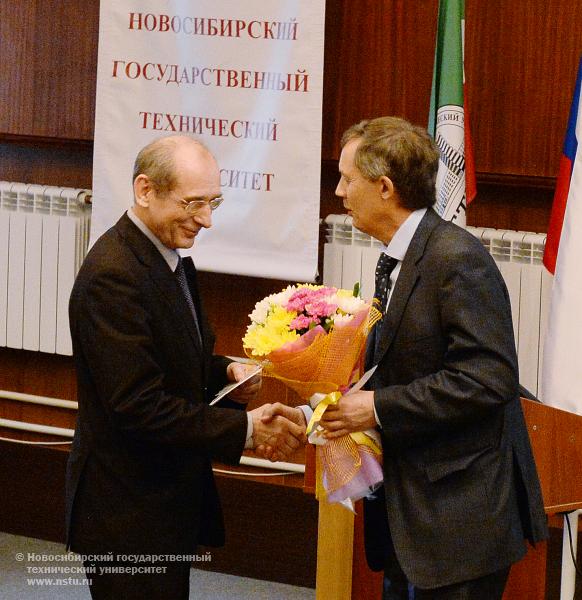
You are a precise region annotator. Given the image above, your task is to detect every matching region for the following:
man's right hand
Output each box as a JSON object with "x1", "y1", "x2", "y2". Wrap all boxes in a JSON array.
[{"x1": 249, "y1": 404, "x2": 306, "y2": 462}]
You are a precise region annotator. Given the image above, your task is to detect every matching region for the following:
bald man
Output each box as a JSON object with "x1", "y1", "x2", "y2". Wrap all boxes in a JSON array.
[{"x1": 66, "y1": 135, "x2": 305, "y2": 599}]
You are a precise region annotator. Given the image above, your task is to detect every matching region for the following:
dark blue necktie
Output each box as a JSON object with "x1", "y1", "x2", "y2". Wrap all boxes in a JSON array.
[
  {"x1": 175, "y1": 257, "x2": 202, "y2": 344},
  {"x1": 370, "y1": 253, "x2": 398, "y2": 360},
  {"x1": 374, "y1": 253, "x2": 398, "y2": 317}
]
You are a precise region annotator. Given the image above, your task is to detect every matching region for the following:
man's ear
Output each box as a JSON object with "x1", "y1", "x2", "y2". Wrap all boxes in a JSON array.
[
  {"x1": 379, "y1": 175, "x2": 395, "y2": 200},
  {"x1": 133, "y1": 174, "x2": 152, "y2": 208}
]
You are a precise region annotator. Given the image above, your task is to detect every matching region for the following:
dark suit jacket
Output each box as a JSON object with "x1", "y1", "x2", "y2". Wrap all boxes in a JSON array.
[
  {"x1": 364, "y1": 209, "x2": 548, "y2": 589},
  {"x1": 66, "y1": 213, "x2": 248, "y2": 556}
]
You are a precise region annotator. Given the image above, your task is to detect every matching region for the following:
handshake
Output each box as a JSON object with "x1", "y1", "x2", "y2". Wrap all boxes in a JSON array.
[
  {"x1": 225, "y1": 363, "x2": 308, "y2": 462},
  {"x1": 227, "y1": 362, "x2": 376, "y2": 463},
  {"x1": 248, "y1": 403, "x2": 308, "y2": 462}
]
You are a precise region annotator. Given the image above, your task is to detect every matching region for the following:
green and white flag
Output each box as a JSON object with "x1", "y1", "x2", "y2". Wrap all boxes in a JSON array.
[{"x1": 428, "y1": 0, "x2": 476, "y2": 225}]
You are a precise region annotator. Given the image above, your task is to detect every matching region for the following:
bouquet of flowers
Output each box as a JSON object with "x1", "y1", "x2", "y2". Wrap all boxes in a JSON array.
[{"x1": 243, "y1": 283, "x2": 383, "y2": 510}]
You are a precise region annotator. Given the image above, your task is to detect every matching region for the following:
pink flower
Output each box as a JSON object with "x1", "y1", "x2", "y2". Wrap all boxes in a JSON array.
[
  {"x1": 305, "y1": 300, "x2": 338, "y2": 318},
  {"x1": 316, "y1": 286, "x2": 337, "y2": 296},
  {"x1": 286, "y1": 296, "x2": 308, "y2": 313},
  {"x1": 290, "y1": 314, "x2": 318, "y2": 331},
  {"x1": 285, "y1": 287, "x2": 336, "y2": 313}
]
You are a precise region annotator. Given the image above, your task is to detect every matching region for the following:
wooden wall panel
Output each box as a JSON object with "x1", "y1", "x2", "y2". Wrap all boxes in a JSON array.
[
  {"x1": 395, "y1": 0, "x2": 440, "y2": 126},
  {"x1": 0, "y1": 1, "x2": 99, "y2": 141},
  {"x1": 466, "y1": 183, "x2": 553, "y2": 233},
  {"x1": 321, "y1": 0, "x2": 581, "y2": 182},
  {"x1": 1, "y1": 0, "x2": 581, "y2": 181},
  {"x1": 0, "y1": 141, "x2": 93, "y2": 189},
  {"x1": 0, "y1": 3, "x2": 36, "y2": 138},
  {"x1": 466, "y1": 0, "x2": 582, "y2": 179},
  {"x1": 322, "y1": 0, "x2": 438, "y2": 159},
  {"x1": 0, "y1": 348, "x2": 76, "y2": 401}
]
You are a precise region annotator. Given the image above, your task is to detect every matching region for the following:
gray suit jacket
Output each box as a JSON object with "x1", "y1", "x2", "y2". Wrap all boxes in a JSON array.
[
  {"x1": 364, "y1": 209, "x2": 547, "y2": 588},
  {"x1": 66, "y1": 213, "x2": 248, "y2": 555}
]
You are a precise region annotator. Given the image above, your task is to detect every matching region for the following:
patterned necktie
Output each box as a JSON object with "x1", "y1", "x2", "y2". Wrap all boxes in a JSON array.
[
  {"x1": 175, "y1": 257, "x2": 202, "y2": 344},
  {"x1": 374, "y1": 253, "x2": 398, "y2": 317}
]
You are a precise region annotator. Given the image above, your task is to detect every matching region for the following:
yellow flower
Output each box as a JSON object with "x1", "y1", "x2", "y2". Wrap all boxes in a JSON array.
[
  {"x1": 298, "y1": 283, "x2": 324, "y2": 290},
  {"x1": 267, "y1": 305, "x2": 295, "y2": 327},
  {"x1": 243, "y1": 306, "x2": 299, "y2": 356},
  {"x1": 336, "y1": 288, "x2": 355, "y2": 299}
]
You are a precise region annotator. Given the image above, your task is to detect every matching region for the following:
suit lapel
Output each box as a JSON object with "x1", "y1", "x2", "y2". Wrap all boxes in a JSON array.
[
  {"x1": 374, "y1": 209, "x2": 442, "y2": 364},
  {"x1": 115, "y1": 213, "x2": 204, "y2": 356},
  {"x1": 374, "y1": 262, "x2": 419, "y2": 362}
]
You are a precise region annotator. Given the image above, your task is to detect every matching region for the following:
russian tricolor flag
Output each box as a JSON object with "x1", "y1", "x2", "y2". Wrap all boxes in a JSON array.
[
  {"x1": 542, "y1": 56, "x2": 582, "y2": 414},
  {"x1": 544, "y1": 57, "x2": 582, "y2": 273}
]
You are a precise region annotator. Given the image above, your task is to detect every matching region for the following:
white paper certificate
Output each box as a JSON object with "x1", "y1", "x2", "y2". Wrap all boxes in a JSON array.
[{"x1": 210, "y1": 365, "x2": 262, "y2": 405}]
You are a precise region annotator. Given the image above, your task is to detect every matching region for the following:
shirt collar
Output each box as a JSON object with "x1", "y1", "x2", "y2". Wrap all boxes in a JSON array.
[
  {"x1": 127, "y1": 207, "x2": 180, "y2": 272},
  {"x1": 383, "y1": 207, "x2": 427, "y2": 261}
]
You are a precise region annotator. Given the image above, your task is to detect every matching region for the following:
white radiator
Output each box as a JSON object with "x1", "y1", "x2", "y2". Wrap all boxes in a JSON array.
[
  {"x1": 0, "y1": 182, "x2": 91, "y2": 356},
  {"x1": 322, "y1": 215, "x2": 551, "y2": 397}
]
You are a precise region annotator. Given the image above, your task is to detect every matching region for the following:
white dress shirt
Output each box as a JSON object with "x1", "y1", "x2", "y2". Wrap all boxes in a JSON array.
[{"x1": 381, "y1": 207, "x2": 427, "y2": 311}]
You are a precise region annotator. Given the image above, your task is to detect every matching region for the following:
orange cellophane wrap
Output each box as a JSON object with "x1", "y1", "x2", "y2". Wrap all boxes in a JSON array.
[
  {"x1": 317, "y1": 436, "x2": 382, "y2": 500},
  {"x1": 320, "y1": 437, "x2": 360, "y2": 496},
  {"x1": 246, "y1": 305, "x2": 382, "y2": 401}
]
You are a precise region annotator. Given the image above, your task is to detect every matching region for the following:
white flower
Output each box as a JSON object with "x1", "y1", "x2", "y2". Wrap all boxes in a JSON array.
[
  {"x1": 270, "y1": 285, "x2": 296, "y2": 307},
  {"x1": 335, "y1": 294, "x2": 367, "y2": 315},
  {"x1": 249, "y1": 298, "x2": 273, "y2": 324},
  {"x1": 248, "y1": 286, "x2": 297, "y2": 324},
  {"x1": 332, "y1": 313, "x2": 354, "y2": 326}
]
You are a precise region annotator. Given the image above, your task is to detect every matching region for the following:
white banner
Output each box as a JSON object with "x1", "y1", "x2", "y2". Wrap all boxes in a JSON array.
[{"x1": 92, "y1": 1, "x2": 325, "y2": 280}]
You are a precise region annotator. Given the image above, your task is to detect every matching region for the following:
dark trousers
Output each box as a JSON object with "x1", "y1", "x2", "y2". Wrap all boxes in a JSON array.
[
  {"x1": 383, "y1": 565, "x2": 510, "y2": 600},
  {"x1": 413, "y1": 567, "x2": 510, "y2": 600},
  {"x1": 83, "y1": 559, "x2": 191, "y2": 600},
  {"x1": 382, "y1": 555, "x2": 412, "y2": 600}
]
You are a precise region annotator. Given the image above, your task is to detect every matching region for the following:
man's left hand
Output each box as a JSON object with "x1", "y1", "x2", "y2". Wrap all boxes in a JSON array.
[
  {"x1": 319, "y1": 391, "x2": 376, "y2": 438},
  {"x1": 226, "y1": 362, "x2": 262, "y2": 404}
]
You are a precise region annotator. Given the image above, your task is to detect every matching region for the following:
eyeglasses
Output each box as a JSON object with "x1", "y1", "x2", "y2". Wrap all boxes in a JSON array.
[{"x1": 175, "y1": 196, "x2": 224, "y2": 214}]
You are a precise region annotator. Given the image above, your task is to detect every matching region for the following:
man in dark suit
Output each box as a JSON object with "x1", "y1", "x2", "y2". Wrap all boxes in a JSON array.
[
  {"x1": 66, "y1": 135, "x2": 305, "y2": 599},
  {"x1": 319, "y1": 117, "x2": 548, "y2": 599}
]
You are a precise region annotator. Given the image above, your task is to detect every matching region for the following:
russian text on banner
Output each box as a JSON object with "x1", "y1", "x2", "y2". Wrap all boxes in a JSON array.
[{"x1": 92, "y1": 3, "x2": 325, "y2": 280}]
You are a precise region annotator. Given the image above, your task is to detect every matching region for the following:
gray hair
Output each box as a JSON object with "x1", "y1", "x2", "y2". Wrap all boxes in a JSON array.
[{"x1": 341, "y1": 117, "x2": 440, "y2": 210}]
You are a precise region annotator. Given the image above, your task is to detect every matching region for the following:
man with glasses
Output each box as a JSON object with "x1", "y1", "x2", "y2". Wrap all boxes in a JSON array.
[{"x1": 66, "y1": 135, "x2": 306, "y2": 599}]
